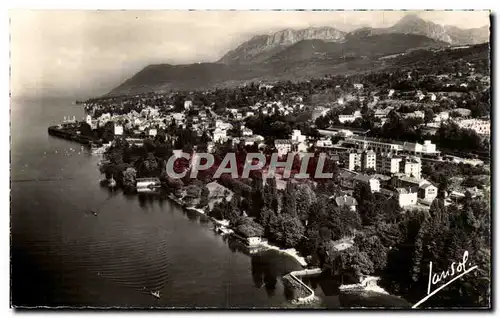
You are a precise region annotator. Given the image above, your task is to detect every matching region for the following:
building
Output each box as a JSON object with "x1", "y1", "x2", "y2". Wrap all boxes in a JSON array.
[
  {"x1": 291, "y1": 130, "x2": 306, "y2": 143},
  {"x1": 453, "y1": 108, "x2": 472, "y2": 117},
  {"x1": 114, "y1": 124, "x2": 123, "y2": 136},
  {"x1": 363, "y1": 150, "x2": 376, "y2": 171},
  {"x1": 184, "y1": 100, "x2": 192, "y2": 110},
  {"x1": 297, "y1": 142, "x2": 309, "y2": 152},
  {"x1": 434, "y1": 111, "x2": 450, "y2": 122},
  {"x1": 274, "y1": 139, "x2": 293, "y2": 156},
  {"x1": 207, "y1": 141, "x2": 215, "y2": 153},
  {"x1": 390, "y1": 174, "x2": 420, "y2": 190},
  {"x1": 242, "y1": 128, "x2": 253, "y2": 137},
  {"x1": 338, "y1": 111, "x2": 362, "y2": 124},
  {"x1": 377, "y1": 153, "x2": 402, "y2": 175},
  {"x1": 395, "y1": 188, "x2": 418, "y2": 207},
  {"x1": 404, "y1": 111, "x2": 425, "y2": 119},
  {"x1": 402, "y1": 157, "x2": 422, "y2": 180},
  {"x1": 456, "y1": 119, "x2": 490, "y2": 136},
  {"x1": 418, "y1": 183, "x2": 438, "y2": 202},
  {"x1": 213, "y1": 128, "x2": 227, "y2": 143},
  {"x1": 148, "y1": 128, "x2": 157, "y2": 137},
  {"x1": 347, "y1": 150, "x2": 377, "y2": 172},
  {"x1": 353, "y1": 83, "x2": 364, "y2": 90},
  {"x1": 316, "y1": 138, "x2": 334, "y2": 148},
  {"x1": 343, "y1": 136, "x2": 403, "y2": 153},
  {"x1": 334, "y1": 195, "x2": 358, "y2": 212},
  {"x1": 353, "y1": 174, "x2": 380, "y2": 192},
  {"x1": 136, "y1": 177, "x2": 161, "y2": 193}
]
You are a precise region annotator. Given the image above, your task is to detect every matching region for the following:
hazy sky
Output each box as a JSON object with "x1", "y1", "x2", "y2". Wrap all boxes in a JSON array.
[{"x1": 10, "y1": 10, "x2": 490, "y2": 98}]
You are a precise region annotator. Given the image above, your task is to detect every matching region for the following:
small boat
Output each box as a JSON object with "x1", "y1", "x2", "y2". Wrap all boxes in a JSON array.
[
  {"x1": 92, "y1": 210, "x2": 98, "y2": 216},
  {"x1": 150, "y1": 291, "x2": 161, "y2": 299}
]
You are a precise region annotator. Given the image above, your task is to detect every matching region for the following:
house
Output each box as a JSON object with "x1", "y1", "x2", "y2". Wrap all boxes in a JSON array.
[
  {"x1": 207, "y1": 142, "x2": 215, "y2": 153},
  {"x1": 453, "y1": 108, "x2": 472, "y2": 117},
  {"x1": 316, "y1": 138, "x2": 334, "y2": 148},
  {"x1": 148, "y1": 128, "x2": 157, "y2": 137},
  {"x1": 338, "y1": 169, "x2": 358, "y2": 189},
  {"x1": 434, "y1": 111, "x2": 450, "y2": 122},
  {"x1": 136, "y1": 177, "x2": 161, "y2": 193},
  {"x1": 274, "y1": 139, "x2": 293, "y2": 156},
  {"x1": 246, "y1": 111, "x2": 255, "y2": 118},
  {"x1": 377, "y1": 153, "x2": 402, "y2": 175},
  {"x1": 338, "y1": 110, "x2": 362, "y2": 124},
  {"x1": 395, "y1": 188, "x2": 418, "y2": 207},
  {"x1": 184, "y1": 100, "x2": 193, "y2": 110},
  {"x1": 390, "y1": 174, "x2": 420, "y2": 190},
  {"x1": 353, "y1": 174, "x2": 380, "y2": 192},
  {"x1": 388, "y1": 89, "x2": 395, "y2": 98},
  {"x1": 114, "y1": 124, "x2": 123, "y2": 136},
  {"x1": 291, "y1": 130, "x2": 306, "y2": 143},
  {"x1": 353, "y1": 83, "x2": 364, "y2": 90},
  {"x1": 213, "y1": 128, "x2": 227, "y2": 143},
  {"x1": 242, "y1": 127, "x2": 253, "y2": 137},
  {"x1": 172, "y1": 113, "x2": 185, "y2": 122},
  {"x1": 297, "y1": 142, "x2": 309, "y2": 152},
  {"x1": 363, "y1": 150, "x2": 376, "y2": 171},
  {"x1": 456, "y1": 119, "x2": 490, "y2": 136},
  {"x1": 402, "y1": 157, "x2": 422, "y2": 180},
  {"x1": 334, "y1": 195, "x2": 358, "y2": 211},
  {"x1": 418, "y1": 183, "x2": 438, "y2": 202}
]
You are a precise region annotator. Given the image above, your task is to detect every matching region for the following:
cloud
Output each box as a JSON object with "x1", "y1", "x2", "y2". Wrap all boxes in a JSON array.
[{"x1": 9, "y1": 10, "x2": 490, "y2": 98}]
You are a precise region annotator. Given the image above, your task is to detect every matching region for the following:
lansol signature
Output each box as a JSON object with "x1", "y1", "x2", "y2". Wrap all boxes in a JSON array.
[{"x1": 412, "y1": 250, "x2": 478, "y2": 308}]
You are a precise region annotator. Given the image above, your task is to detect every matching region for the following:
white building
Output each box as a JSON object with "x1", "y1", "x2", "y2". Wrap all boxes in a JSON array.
[
  {"x1": 172, "y1": 113, "x2": 185, "y2": 122},
  {"x1": 403, "y1": 157, "x2": 422, "y2": 180},
  {"x1": 419, "y1": 183, "x2": 438, "y2": 202},
  {"x1": 213, "y1": 128, "x2": 227, "y2": 143},
  {"x1": 353, "y1": 83, "x2": 364, "y2": 90},
  {"x1": 275, "y1": 139, "x2": 293, "y2": 156},
  {"x1": 338, "y1": 110, "x2": 362, "y2": 124},
  {"x1": 396, "y1": 188, "x2": 418, "y2": 207},
  {"x1": 291, "y1": 130, "x2": 306, "y2": 143},
  {"x1": 148, "y1": 128, "x2": 157, "y2": 137},
  {"x1": 363, "y1": 151, "x2": 376, "y2": 171},
  {"x1": 114, "y1": 124, "x2": 123, "y2": 136},
  {"x1": 353, "y1": 174, "x2": 380, "y2": 192},
  {"x1": 297, "y1": 142, "x2": 309, "y2": 152},
  {"x1": 184, "y1": 100, "x2": 193, "y2": 110},
  {"x1": 316, "y1": 139, "x2": 334, "y2": 148},
  {"x1": 377, "y1": 153, "x2": 402, "y2": 175},
  {"x1": 434, "y1": 111, "x2": 450, "y2": 122},
  {"x1": 456, "y1": 119, "x2": 490, "y2": 136},
  {"x1": 348, "y1": 151, "x2": 376, "y2": 172},
  {"x1": 242, "y1": 128, "x2": 253, "y2": 137},
  {"x1": 207, "y1": 142, "x2": 215, "y2": 153}
]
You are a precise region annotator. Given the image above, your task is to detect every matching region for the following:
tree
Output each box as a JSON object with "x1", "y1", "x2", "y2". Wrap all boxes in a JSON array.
[
  {"x1": 122, "y1": 167, "x2": 137, "y2": 190},
  {"x1": 424, "y1": 108, "x2": 435, "y2": 124},
  {"x1": 197, "y1": 185, "x2": 210, "y2": 208},
  {"x1": 295, "y1": 183, "x2": 316, "y2": 224},
  {"x1": 281, "y1": 182, "x2": 297, "y2": 217},
  {"x1": 269, "y1": 214, "x2": 305, "y2": 248}
]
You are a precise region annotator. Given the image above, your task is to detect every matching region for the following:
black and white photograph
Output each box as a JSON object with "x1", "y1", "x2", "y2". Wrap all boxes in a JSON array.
[{"x1": 9, "y1": 9, "x2": 492, "y2": 309}]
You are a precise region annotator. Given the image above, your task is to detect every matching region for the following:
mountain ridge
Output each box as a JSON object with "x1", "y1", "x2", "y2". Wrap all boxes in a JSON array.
[{"x1": 107, "y1": 14, "x2": 489, "y2": 96}]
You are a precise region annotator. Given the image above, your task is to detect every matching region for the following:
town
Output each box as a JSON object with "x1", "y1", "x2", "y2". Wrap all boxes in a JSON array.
[{"x1": 49, "y1": 43, "x2": 490, "y2": 307}]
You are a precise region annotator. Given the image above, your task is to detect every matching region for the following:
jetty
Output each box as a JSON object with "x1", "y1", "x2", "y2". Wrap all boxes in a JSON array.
[{"x1": 282, "y1": 268, "x2": 322, "y2": 305}]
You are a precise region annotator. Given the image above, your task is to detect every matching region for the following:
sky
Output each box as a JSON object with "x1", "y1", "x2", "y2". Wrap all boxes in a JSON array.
[{"x1": 10, "y1": 10, "x2": 490, "y2": 99}]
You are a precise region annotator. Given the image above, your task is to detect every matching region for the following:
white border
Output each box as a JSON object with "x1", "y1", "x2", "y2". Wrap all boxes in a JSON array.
[{"x1": 2, "y1": 2, "x2": 498, "y2": 318}]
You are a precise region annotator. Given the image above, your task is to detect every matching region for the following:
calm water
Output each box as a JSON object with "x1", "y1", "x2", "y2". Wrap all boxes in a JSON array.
[{"x1": 10, "y1": 97, "x2": 409, "y2": 308}]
